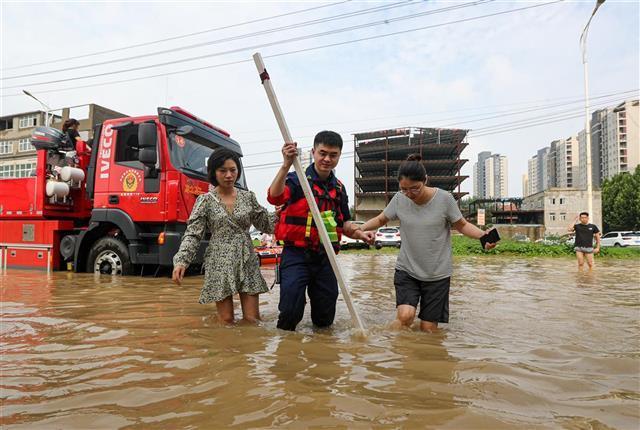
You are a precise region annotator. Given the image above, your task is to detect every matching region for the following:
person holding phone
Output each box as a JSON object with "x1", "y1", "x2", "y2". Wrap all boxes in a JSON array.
[{"x1": 357, "y1": 154, "x2": 498, "y2": 332}]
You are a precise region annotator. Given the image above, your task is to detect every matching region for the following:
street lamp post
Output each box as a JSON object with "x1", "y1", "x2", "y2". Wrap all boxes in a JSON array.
[
  {"x1": 22, "y1": 90, "x2": 52, "y2": 126},
  {"x1": 580, "y1": 0, "x2": 605, "y2": 219}
]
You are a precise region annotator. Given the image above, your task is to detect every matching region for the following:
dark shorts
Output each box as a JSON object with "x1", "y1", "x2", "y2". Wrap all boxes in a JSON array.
[{"x1": 394, "y1": 270, "x2": 450, "y2": 323}]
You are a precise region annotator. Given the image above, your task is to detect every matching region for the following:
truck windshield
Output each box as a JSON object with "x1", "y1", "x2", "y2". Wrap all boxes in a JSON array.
[{"x1": 167, "y1": 132, "x2": 213, "y2": 180}]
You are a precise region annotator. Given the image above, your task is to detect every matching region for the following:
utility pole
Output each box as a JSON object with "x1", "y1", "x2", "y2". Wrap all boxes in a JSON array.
[{"x1": 580, "y1": 0, "x2": 606, "y2": 217}]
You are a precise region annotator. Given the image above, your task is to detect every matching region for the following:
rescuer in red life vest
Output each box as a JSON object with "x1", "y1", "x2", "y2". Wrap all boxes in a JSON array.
[{"x1": 267, "y1": 131, "x2": 372, "y2": 331}]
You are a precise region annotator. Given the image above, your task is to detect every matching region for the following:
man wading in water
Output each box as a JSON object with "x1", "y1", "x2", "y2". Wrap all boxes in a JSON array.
[
  {"x1": 568, "y1": 212, "x2": 601, "y2": 270},
  {"x1": 267, "y1": 131, "x2": 370, "y2": 331}
]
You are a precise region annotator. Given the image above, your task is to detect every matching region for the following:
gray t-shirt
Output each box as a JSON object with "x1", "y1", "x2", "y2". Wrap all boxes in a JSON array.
[{"x1": 383, "y1": 188, "x2": 463, "y2": 282}]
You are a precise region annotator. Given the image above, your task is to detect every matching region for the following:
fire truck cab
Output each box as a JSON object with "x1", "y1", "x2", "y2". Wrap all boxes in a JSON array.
[{"x1": 0, "y1": 106, "x2": 245, "y2": 275}]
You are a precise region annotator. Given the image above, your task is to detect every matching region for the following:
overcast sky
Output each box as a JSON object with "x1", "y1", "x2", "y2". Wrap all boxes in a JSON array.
[{"x1": 1, "y1": 0, "x2": 638, "y2": 207}]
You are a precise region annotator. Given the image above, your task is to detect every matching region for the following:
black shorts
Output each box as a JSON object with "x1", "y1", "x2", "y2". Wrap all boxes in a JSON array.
[{"x1": 394, "y1": 270, "x2": 450, "y2": 323}]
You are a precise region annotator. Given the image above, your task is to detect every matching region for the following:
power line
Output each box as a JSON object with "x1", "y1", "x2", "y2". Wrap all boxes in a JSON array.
[
  {"x1": 0, "y1": 57, "x2": 254, "y2": 98},
  {"x1": 241, "y1": 95, "x2": 631, "y2": 169},
  {"x1": 241, "y1": 94, "x2": 627, "y2": 156},
  {"x1": 2, "y1": 1, "x2": 489, "y2": 87},
  {"x1": 233, "y1": 89, "x2": 638, "y2": 137},
  {"x1": 433, "y1": 95, "x2": 628, "y2": 132},
  {"x1": 1, "y1": 0, "x2": 558, "y2": 91},
  {"x1": 3, "y1": 0, "x2": 422, "y2": 80},
  {"x1": 471, "y1": 112, "x2": 589, "y2": 137},
  {"x1": 1, "y1": 0, "x2": 560, "y2": 97},
  {"x1": 0, "y1": 1, "x2": 353, "y2": 71},
  {"x1": 238, "y1": 89, "x2": 635, "y2": 149}
]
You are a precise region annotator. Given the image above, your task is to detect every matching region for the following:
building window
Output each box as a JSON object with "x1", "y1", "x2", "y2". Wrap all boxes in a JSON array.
[
  {"x1": 18, "y1": 115, "x2": 38, "y2": 129},
  {"x1": 0, "y1": 164, "x2": 14, "y2": 177},
  {"x1": 0, "y1": 118, "x2": 13, "y2": 131},
  {"x1": 0, "y1": 141, "x2": 14, "y2": 155},
  {"x1": 550, "y1": 198, "x2": 556, "y2": 205},
  {"x1": 560, "y1": 213, "x2": 566, "y2": 221},
  {"x1": 18, "y1": 138, "x2": 33, "y2": 152},
  {"x1": 14, "y1": 162, "x2": 36, "y2": 178},
  {"x1": 549, "y1": 213, "x2": 556, "y2": 221},
  {"x1": 114, "y1": 124, "x2": 144, "y2": 169},
  {"x1": 559, "y1": 198, "x2": 565, "y2": 205}
]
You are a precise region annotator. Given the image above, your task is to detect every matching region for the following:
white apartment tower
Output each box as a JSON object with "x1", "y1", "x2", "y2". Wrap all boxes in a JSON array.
[
  {"x1": 484, "y1": 154, "x2": 508, "y2": 198},
  {"x1": 522, "y1": 173, "x2": 529, "y2": 197},
  {"x1": 600, "y1": 99, "x2": 639, "y2": 180},
  {"x1": 526, "y1": 155, "x2": 539, "y2": 196},
  {"x1": 472, "y1": 151, "x2": 492, "y2": 198},
  {"x1": 578, "y1": 99, "x2": 639, "y2": 188},
  {"x1": 474, "y1": 152, "x2": 508, "y2": 198},
  {"x1": 299, "y1": 148, "x2": 314, "y2": 172},
  {"x1": 555, "y1": 136, "x2": 579, "y2": 188}
]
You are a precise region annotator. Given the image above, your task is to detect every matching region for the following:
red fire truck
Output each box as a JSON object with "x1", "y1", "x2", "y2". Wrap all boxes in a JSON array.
[{"x1": 0, "y1": 106, "x2": 245, "y2": 275}]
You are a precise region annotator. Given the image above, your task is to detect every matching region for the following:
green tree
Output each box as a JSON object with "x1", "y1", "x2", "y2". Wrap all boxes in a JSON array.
[{"x1": 602, "y1": 165, "x2": 640, "y2": 231}]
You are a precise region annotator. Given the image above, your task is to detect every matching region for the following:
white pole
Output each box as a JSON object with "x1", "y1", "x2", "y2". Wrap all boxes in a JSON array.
[
  {"x1": 252, "y1": 52, "x2": 366, "y2": 334},
  {"x1": 582, "y1": 52, "x2": 593, "y2": 217},
  {"x1": 580, "y1": 0, "x2": 605, "y2": 218}
]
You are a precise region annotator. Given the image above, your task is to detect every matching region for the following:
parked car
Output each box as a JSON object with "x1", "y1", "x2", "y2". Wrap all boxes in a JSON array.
[
  {"x1": 374, "y1": 227, "x2": 401, "y2": 249},
  {"x1": 512, "y1": 233, "x2": 530, "y2": 243},
  {"x1": 340, "y1": 221, "x2": 370, "y2": 250},
  {"x1": 535, "y1": 236, "x2": 561, "y2": 245},
  {"x1": 601, "y1": 231, "x2": 640, "y2": 247},
  {"x1": 561, "y1": 234, "x2": 575, "y2": 246}
]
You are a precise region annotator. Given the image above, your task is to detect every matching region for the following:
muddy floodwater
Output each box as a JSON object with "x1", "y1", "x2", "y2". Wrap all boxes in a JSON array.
[{"x1": 1, "y1": 255, "x2": 639, "y2": 429}]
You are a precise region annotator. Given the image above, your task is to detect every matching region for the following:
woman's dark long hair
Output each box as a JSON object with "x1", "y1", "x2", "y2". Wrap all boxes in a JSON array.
[
  {"x1": 397, "y1": 153, "x2": 427, "y2": 183},
  {"x1": 207, "y1": 149, "x2": 241, "y2": 186},
  {"x1": 62, "y1": 118, "x2": 80, "y2": 133}
]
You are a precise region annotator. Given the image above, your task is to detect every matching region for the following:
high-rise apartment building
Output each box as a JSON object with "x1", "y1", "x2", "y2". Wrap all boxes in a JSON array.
[
  {"x1": 526, "y1": 155, "x2": 539, "y2": 196},
  {"x1": 577, "y1": 99, "x2": 639, "y2": 188},
  {"x1": 522, "y1": 173, "x2": 529, "y2": 197},
  {"x1": 472, "y1": 151, "x2": 491, "y2": 198},
  {"x1": 555, "y1": 136, "x2": 579, "y2": 188},
  {"x1": 473, "y1": 152, "x2": 508, "y2": 198},
  {"x1": 600, "y1": 99, "x2": 639, "y2": 180}
]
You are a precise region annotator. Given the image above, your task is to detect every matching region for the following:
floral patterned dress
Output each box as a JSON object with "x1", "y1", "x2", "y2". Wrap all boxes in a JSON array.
[{"x1": 173, "y1": 189, "x2": 276, "y2": 304}]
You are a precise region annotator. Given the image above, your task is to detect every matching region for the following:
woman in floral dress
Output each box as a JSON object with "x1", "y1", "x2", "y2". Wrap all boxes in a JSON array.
[{"x1": 172, "y1": 149, "x2": 275, "y2": 324}]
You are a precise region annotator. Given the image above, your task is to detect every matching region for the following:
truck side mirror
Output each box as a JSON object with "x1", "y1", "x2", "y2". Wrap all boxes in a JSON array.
[
  {"x1": 138, "y1": 123, "x2": 157, "y2": 149},
  {"x1": 138, "y1": 123, "x2": 158, "y2": 178},
  {"x1": 139, "y1": 148, "x2": 157, "y2": 165}
]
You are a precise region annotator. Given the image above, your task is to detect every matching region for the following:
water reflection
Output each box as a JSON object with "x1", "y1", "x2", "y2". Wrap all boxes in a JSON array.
[{"x1": 1, "y1": 255, "x2": 639, "y2": 429}]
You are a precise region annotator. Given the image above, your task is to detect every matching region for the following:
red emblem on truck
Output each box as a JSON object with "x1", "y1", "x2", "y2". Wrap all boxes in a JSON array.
[{"x1": 120, "y1": 169, "x2": 142, "y2": 192}]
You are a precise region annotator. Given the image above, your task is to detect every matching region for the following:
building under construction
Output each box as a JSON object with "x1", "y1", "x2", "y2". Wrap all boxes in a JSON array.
[{"x1": 353, "y1": 127, "x2": 469, "y2": 221}]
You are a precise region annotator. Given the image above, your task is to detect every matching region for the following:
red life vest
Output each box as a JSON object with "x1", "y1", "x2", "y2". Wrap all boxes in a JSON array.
[{"x1": 275, "y1": 174, "x2": 346, "y2": 252}]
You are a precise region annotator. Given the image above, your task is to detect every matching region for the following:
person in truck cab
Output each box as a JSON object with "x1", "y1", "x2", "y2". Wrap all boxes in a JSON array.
[{"x1": 172, "y1": 149, "x2": 276, "y2": 325}]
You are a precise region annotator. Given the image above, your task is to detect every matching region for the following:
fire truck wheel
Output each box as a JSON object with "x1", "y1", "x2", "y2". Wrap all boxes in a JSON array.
[{"x1": 87, "y1": 237, "x2": 133, "y2": 275}]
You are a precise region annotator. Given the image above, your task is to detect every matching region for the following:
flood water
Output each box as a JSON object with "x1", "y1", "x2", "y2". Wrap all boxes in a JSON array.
[{"x1": 1, "y1": 255, "x2": 639, "y2": 429}]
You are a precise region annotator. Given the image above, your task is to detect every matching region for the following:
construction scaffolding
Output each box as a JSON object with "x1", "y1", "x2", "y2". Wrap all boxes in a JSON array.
[{"x1": 353, "y1": 127, "x2": 469, "y2": 221}]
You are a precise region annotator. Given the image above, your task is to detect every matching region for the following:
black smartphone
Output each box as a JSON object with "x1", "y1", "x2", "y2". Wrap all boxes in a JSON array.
[{"x1": 480, "y1": 228, "x2": 501, "y2": 248}]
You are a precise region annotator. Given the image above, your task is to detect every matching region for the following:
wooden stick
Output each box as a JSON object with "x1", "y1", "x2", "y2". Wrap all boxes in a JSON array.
[{"x1": 252, "y1": 52, "x2": 366, "y2": 335}]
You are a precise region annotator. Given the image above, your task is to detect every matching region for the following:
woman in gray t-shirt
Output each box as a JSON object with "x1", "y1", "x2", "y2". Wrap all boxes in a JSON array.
[{"x1": 358, "y1": 154, "x2": 497, "y2": 332}]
